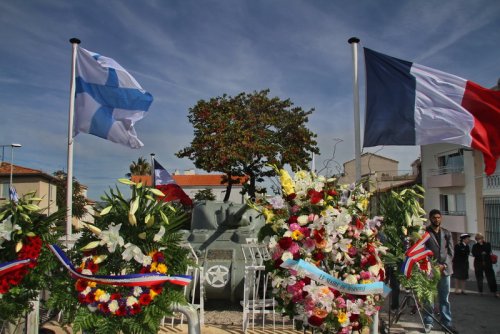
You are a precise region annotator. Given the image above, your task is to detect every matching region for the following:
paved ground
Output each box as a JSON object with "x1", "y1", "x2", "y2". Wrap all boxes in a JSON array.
[{"x1": 42, "y1": 279, "x2": 499, "y2": 334}]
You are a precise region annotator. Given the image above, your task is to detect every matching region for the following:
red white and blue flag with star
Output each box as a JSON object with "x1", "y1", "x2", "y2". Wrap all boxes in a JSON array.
[{"x1": 74, "y1": 47, "x2": 153, "y2": 148}]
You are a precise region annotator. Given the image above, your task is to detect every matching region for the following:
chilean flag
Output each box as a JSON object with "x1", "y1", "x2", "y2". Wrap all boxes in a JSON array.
[
  {"x1": 363, "y1": 48, "x2": 500, "y2": 175},
  {"x1": 153, "y1": 159, "x2": 192, "y2": 207}
]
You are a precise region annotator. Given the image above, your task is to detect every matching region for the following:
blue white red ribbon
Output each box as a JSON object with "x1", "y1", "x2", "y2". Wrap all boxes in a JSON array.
[
  {"x1": 0, "y1": 259, "x2": 32, "y2": 277},
  {"x1": 401, "y1": 232, "x2": 434, "y2": 278},
  {"x1": 49, "y1": 244, "x2": 191, "y2": 287},
  {"x1": 281, "y1": 259, "x2": 391, "y2": 297}
]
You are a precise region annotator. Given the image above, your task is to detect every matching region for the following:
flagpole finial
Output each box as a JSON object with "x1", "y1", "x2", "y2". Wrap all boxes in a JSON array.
[
  {"x1": 348, "y1": 37, "x2": 360, "y2": 44},
  {"x1": 150, "y1": 153, "x2": 155, "y2": 157},
  {"x1": 69, "y1": 38, "x2": 81, "y2": 44}
]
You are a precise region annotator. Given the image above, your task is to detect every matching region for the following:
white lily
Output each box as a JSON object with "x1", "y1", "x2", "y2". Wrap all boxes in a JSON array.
[
  {"x1": 122, "y1": 243, "x2": 146, "y2": 264},
  {"x1": 0, "y1": 215, "x2": 21, "y2": 244},
  {"x1": 153, "y1": 225, "x2": 165, "y2": 242},
  {"x1": 99, "y1": 223, "x2": 125, "y2": 253}
]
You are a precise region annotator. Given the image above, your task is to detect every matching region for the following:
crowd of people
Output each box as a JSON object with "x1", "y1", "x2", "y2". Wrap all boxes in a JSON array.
[{"x1": 389, "y1": 209, "x2": 499, "y2": 334}]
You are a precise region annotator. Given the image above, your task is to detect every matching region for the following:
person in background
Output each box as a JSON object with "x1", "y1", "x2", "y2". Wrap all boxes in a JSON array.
[
  {"x1": 471, "y1": 233, "x2": 499, "y2": 298},
  {"x1": 452, "y1": 234, "x2": 470, "y2": 294},
  {"x1": 423, "y1": 209, "x2": 458, "y2": 334}
]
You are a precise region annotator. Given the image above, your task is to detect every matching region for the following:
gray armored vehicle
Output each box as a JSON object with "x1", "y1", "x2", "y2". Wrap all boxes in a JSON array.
[{"x1": 182, "y1": 200, "x2": 265, "y2": 302}]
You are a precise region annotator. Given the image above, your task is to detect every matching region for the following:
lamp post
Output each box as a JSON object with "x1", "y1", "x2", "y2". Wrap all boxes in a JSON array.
[{"x1": 9, "y1": 143, "x2": 22, "y2": 190}]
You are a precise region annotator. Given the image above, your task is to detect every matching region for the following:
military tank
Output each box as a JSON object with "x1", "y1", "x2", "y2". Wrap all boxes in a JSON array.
[{"x1": 182, "y1": 200, "x2": 265, "y2": 302}]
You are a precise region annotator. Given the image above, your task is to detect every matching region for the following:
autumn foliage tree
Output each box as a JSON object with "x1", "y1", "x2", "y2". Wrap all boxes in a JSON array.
[{"x1": 176, "y1": 89, "x2": 319, "y2": 200}]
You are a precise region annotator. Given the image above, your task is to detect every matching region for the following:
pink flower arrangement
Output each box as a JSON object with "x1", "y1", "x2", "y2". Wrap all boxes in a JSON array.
[{"x1": 256, "y1": 169, "x2": 387, "y2": 333}]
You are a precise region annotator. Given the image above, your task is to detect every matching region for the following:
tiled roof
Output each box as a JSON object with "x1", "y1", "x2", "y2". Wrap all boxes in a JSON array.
[
  {"x1": 173, "y1": 174, "x2": 248, "y2": 187},
  {"x1": 0, "y1": 162, "x2": 56, "y2": 181},
  {"x1": 130, "y1": 174, "x2": 249, "y2": 187}
]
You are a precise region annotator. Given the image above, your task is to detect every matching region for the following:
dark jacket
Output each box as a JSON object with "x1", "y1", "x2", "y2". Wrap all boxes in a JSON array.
[
  {"x1": 471, "y1": 242, "x2": 494, "y2": 269},
  {"x1": 425, "y1": 226, "x2": 454, "y2": 276}
]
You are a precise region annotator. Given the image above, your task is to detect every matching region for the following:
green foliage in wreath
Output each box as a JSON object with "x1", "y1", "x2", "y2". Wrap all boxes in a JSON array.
[
  {"x1": 47, "y1": 179, "x2": 193, "y2": 334},
  {"x1": 0, "y1": 192, "x2": 63, "y2": 324},
  {"x1": 378, "y1": 185, "x2": 439, "y2": 303}
]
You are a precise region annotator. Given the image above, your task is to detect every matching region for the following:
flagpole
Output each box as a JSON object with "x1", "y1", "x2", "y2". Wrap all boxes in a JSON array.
[
  {"x1": 66, "y1": 37, "x2": 80, "y2": 246},
  {"x1": 150, "y1": 153, "x2": 156, "y2": 187},
  {"x1": 348, "y1": 37, "x2": 361, "y2": 182}
]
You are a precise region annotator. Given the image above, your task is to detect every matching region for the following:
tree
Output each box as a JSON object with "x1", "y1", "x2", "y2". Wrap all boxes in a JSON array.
[
  {"x1": 176, "y1": 89, "x2": 319, "y2": 200},
  {"x1": 194, "y1": 188, "x2": 216, "y2": 201},
  {"x1": 126, "y1": 157, "x2": 151, "y2": 177},
  {"x1": 53, "y1": 170, "x2": 88, "y2": 219}
]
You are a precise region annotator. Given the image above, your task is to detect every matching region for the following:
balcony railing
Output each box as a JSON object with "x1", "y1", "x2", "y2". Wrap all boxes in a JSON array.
[
  {"x1": 484, "y1": 173, "x2": 500, "y2": 190},
  {"x1": 428, "y1": 166, "x2": 464, "y2": 176}
]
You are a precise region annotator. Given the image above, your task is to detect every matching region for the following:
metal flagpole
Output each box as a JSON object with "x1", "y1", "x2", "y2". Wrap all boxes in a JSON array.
[
  {"x1": 348, "y1": 37, "x2": 362, "y2": 182},
  {"x1": 150, "y1": 153, "x2": 156, "y2": 187},
  {"x1": 66, "y1": 37, "x2": 80, "y2": 246}
]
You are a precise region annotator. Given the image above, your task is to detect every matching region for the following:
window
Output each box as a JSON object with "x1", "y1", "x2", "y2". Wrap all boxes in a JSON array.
[
  {"x1": 0, "y1": 182, "x2": 8, "y2": 199},
  {"x1": 437, "y1": 151, "x2": 464, "y2": 174},
  {"x1": 439, "y1": 193, "x2": 466, "y2": 215},
  {"x1": 484, "y1": 197, "x2": 500, "y2": 249}
]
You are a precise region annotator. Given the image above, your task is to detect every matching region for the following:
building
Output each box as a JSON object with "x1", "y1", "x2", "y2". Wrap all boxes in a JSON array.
[
  {"x1": 0, "y1": 162, "x2": 58, "y2": 215},
  {"x1": 132, "y1": 169, "x2": 249, "y2": 204},
  {"x1": 420, "y1": 143, "x2": 500, "y2": 281},
  {"x1": 339, "y1": 152, "x2": 418, "y2": 192}
]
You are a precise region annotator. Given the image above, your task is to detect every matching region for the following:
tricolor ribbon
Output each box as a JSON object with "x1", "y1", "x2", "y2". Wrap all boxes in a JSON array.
[
  {"x1": 49, "y1": 244, "x2": 191, "y2": 287},
  {"x1": 0, "y1": 259, "x2": 32, "y2": 277},
  {"x1": 401, "y1": 232, "x2": 434, "y2": 278},
  {"x1": 281, "y1": 259, "x2": 391, "y2": 297}
]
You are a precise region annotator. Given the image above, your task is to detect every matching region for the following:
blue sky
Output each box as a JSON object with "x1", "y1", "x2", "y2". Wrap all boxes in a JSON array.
[{"x1": 1, "y1": 0, "x2": 499, "y2": 200}]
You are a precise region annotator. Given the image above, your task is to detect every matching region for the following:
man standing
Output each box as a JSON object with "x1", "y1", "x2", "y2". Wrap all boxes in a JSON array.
[{"x1": 424, "y1": 209, "x2": 459, "y2": 334}]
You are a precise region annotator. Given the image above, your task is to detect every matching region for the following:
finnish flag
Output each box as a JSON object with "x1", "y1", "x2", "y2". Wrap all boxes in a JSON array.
[{"x1": 74, "y1": 47, "x2": 153, "y2": 148}]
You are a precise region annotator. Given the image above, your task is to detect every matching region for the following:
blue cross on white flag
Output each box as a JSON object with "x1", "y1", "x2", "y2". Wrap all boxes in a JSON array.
[{"x1": 74, "y1": 47, "x2": 153, "y2": 148}]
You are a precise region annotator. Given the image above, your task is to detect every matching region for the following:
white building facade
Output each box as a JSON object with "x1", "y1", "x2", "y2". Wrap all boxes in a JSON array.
[{"x1": 421, "y1": 143, "x2": 500, "y2": 280}]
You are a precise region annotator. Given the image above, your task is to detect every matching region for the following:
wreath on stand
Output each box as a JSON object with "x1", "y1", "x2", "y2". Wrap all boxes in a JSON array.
[
  {"x1": 47, "y1": 179, "x2": 193, "y2": 334},
  {"x1": 0, "y1": 193, "x2": 62, "y2": 325},
  {"x1": 379, "y1": 186, "x2": 440, "y2": 304},
  {"x1": 254, "y1": 169, "x2": 389, "y2": 334}
]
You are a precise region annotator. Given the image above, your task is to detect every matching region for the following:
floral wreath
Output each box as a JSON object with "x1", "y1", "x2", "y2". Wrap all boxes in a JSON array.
[
  {"x1": 0, "y1": 233, "x2": 42, "y2": 294},
  {"x1": 48, "y1": 179, "x2": 193, "y2": 333},
  {"x1": 255, "y1": 169, "x2": 388, "y2": 334},
  {"x1": 74, "y1": 249, "x2": 169, "y2": 316}
]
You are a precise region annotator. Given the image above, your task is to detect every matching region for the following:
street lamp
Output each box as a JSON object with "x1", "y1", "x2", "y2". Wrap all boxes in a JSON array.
[{"x1": 9, "y1": 143, "x2": 22, "y2": 190}]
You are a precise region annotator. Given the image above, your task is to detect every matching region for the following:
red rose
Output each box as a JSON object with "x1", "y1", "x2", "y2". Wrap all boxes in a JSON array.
[
  {"x1": 274, "y1": 258, "x2": 283, "y2": 269},
  {"x1": 139, "y1": 293, "x2": 152, "y2": 306},
  {"x1": 98, "y1": 303, "x2": 110, "y2": 314},
  {"x1": 110, "y1": 293, "x2": 122, "y2": 300},
  {"x1": 308, "y1": 189, "x2": 324, "y2": 204},
  {"x1": 278, "y1": 237, "x2": 293, "y2": 250},
  {"x1": 327, "y1": 189, "x2": 338, "y2": 196},
  {"x1": 313, "y1": 251, "x2": 325, "y2": 261},
  {"x1": 286, "y1": 193, "x2": 297, "y2": 201},
  {"x1": 130, "y1": 303, "x2": 142, "y2": 315},
  {"x1": 151, "y1": 285, "x2": 163, "y2": 295},
  {"x1": 115, "y1": 305, "x2": 127, "y2": 316},
  {"x1": 288, "y1": 216, "x2": 298, "y2": 225},
  {"x1": 75, "y1": 280, "x2": 88, "y2": 292},
  {"x1": 308, "y1": 315, "x2": 325, "y2": 327}
]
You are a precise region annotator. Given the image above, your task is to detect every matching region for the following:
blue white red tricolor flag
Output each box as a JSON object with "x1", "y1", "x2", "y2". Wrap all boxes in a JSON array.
[
  {"x1": 363, "y1": 48, "x2": 500, "y2": 175},
  {"x1": 401, "y1": 232, "x2": 434, "y2": 278},
  {"x1": 74, "y1": 47, "x2": 153, "y2": 148},
  {"x1": 153, "y1": 159, "x2": 193, "y2": 207},
  {"x1": 48, "y1": 244, "x2": 191, "y2": 287}
]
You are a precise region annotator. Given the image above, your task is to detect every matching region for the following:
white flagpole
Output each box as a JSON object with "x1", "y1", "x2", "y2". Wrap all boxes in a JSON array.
[
  {"x1": 66, "y1": 38, "x2": 80, "y2": 245},
  {"x1": 150, "y1": 153, "x2": 156, "y2": 187},
  {"x1": 348, "y1": 37, "x2": 362, "y2": 182}
]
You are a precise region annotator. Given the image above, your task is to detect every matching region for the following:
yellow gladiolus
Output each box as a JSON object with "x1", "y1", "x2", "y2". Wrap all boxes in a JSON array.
[
  {"x1": 279, "y1": 169, "x2": 295, "y2": 195},
  {"x1": 262, "y1": 208, "x2": 275, "y2": 223}
]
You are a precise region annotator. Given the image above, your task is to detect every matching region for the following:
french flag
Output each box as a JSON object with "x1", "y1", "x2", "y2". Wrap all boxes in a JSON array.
[{"x1": 363, "y1": 48, "x2": 500, "y2": 175}]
